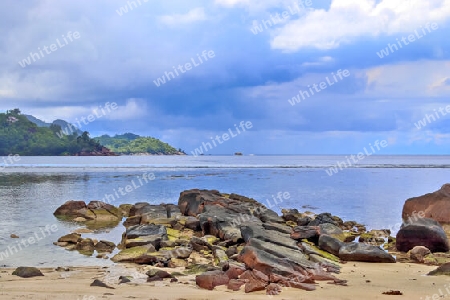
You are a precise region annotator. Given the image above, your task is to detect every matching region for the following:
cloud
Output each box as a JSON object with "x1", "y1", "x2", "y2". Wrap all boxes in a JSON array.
[
  {"x1": 271, "y1": 0, "x2": 450, "y2": 51},
  {"x1": 106, "y1": 98, "x2": 147, "y2": 120},
  {"x1": 158, "y1": 7, "x2": 207, "y2": 26}
]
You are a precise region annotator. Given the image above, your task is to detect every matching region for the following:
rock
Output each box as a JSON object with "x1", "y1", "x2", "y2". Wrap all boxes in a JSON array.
[
  {"x1": 338, "y1": 243, "x2": 396, "y2": 263},
  {"x1": 119, "y1": 204, "x2": 133, "y2": 217},
  {"x1": 54, "y1": 241, "x2": 69, "y2": 247},
  {"x1": 54, "y1": 200, "x2": 122, "y2": 225},
  {"x1": 318, "y1": 235, "x2": 344, "y2": 256},
  {"x1": 75, "y1": 238, "x2": 95, "y2": 255},
  {"x1": 183, "y1": 264, "x2": 220, "y2": 275},
  {"x1": 55, "y1": 267, "x2": 70, "y2": 272},
  {"x1": 212, "y1": 247, "x2": 228, "y2": 267},
  {"x1": 241, "y1": 225, "x2": 299, "y2": 250},
  {"x1": 428, "y1": 262, "x2": 450, "y2": 275},
  {"x1": 168, "y1": 258, "x2": 188, "y2": 268},
  {"x1": 58, "y1": 233, "x2": 81, "y2": 244},
  {"x1": 12, "y1": 267, "x2": 44, "y2": 278},
  {"x1": 73, "y1": 217, "x2": 87, "y2": 222},
  {"x1": 266, "y1": 283, "x2": 283, "y2": 295},
  {"x1": 196, "y1": 270, "x2": 230, "y2": 290},
  {"x1": 408, "y1": 246, "x2": 431, "y2": 263},
  {"x1": 90, "y1": 279, "x2": 115, "y2": 289},
  {"x1": 240, "y1": 270, "x2": 268, "y2": 293},
  {"x1": 185, "y1": 216, "x2": 201, "y2": 231},
  {"x1": 147, "y1": 270, "x2": 173, "y2": 282},
  {"x1": 300, "y1": 241, "x2": 341, "y2": 263},
  {"x1": 111, "y1": 245, "x2": 156, "y2": 263},
  {"x1": 396, "y1": 217, "x2": 449, "y2": 252},
  {"x1": 227, "y1": 279, "x2": 247, "y2": 291},
  {"x1": 224, "y1": 261, "x2": 246, "y2": 279},
  {"x1": 119, "y1": 276, "x2": 131, "y2": 284},
  {"x1": 247, "y1": 238, "x2": 315, "y2": 269},
  {"x1": 290, "y1": 226, "x2": 320, "y2": 240},
  {"x1": 262, "y1": 222, "x2": 292, "y2": 234},
  {"x1": 402, "y1": 184, "x2": 450, "y2": 223},
  {"x1": 238, "y1": 246, "x2": 313, "y2": 278},
  {"x1": 10, "y1": 234, "x2": 19, "y2": 238},
  {"x1": 72, "y1": 228, "x2": 93, "y2": 234},
  {"x1": 95, "y1": 240, "x2": 115, "y2": 253},
  {"x1": 160, "y1": 240, "x2": 176, "y2": 248},
  {"x1": 122, "y1": 224, "x2": 167, "y2": 249},
  {"x1": 308, "y1": 213, "x2": 339, "y2": 227}
]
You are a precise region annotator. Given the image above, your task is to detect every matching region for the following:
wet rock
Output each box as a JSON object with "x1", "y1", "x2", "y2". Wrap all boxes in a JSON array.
[
  {"x1": 396, "y1": 217, "x2": 449, "y2": 252},
  {"x1": 119, "y1": 276, "x2": 131, "y2": 284},
  {"x1": 54, "y1": 200, "x2": 122, "y2": 227},
  {"x1": 409, "y1": 246, "x2": 431, "y2": 263},
  {"x1": 119, "y1": 204, "x2": 133, "y2": 217},
  {"x1": 196, "y1": 270, "x2": 230, "y2": 290},
  {"x1": 75, "y1": 238, "x2": 95, "y2": 255},
  {"x1": 338, "y1": 242, "x2": 396, "y2": 263},
  {"x1": 95, "y1": 240, "x2": 116, "y2": 253},
  {"x1": 12, "y1": 267, "x2": 44, "y2": 278},
  {"x1": 10, "y1": 234, "x2": 19, "y2": 238},
  {"x1": 58, "y1": 233, "x2": 81, "y2": 244}
]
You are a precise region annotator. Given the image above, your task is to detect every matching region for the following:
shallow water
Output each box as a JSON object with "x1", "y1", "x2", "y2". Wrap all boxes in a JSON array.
[{"x1": 0, "y1": 155, "x2": 448, "y2": 267}]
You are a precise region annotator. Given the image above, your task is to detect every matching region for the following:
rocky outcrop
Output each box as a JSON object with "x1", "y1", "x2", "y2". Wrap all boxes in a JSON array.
[
  {"x1": 338, "y1": 243, "x2": 396, "y2": 263},
  {"x1": 54, "y1": 200, "x2": 122, "y2": 228},
  {"x1": 396, "y1": 217, "x2": 449, "y2": 252},
  {"x1": 402, "y1": 184, "x2": 450, "y2": 223}
]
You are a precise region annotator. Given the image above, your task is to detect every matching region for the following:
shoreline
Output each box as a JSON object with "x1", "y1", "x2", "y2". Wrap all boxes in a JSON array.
[{"x1": 1, "y1": 262, "x2": 448, "y2": 299}]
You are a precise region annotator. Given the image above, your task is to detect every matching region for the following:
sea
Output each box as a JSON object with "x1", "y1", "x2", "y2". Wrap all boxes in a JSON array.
[{"x1": 0, "y1": 155, "x2": 449, "y2": 267}]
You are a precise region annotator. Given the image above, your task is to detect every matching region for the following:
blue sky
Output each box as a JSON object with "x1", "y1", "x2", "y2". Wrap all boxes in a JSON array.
[{"x1": 1, "y1": 0, "x2": 450, "y2": 154}]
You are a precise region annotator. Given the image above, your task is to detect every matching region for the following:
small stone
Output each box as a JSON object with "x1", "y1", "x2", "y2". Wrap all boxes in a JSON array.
[
  {"x1": 10, "y1": 234, "x2": 19, "y2": 238},
  {"x1": 12, "y1": 267, "x2": 44, "y2": 278},
  {"x1": 90, "y1": 279, "x2": 115, "y2": 289}
]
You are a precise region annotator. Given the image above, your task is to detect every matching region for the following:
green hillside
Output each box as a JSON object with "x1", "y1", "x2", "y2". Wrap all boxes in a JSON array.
[
  {"x1": 96, "y1": 133, "x2": 185, "y2": 155},
  {"x1": 0, "y1": 109, "x2": 107, "y2": 156}
]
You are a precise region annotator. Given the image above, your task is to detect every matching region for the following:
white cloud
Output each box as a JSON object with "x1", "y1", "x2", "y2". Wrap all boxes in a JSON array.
[
  {"x1": 271, "y1": 0, "x2": 450, "y2": 51},
  {"x1": 106, "y1": 98, "x2": 147, "y2": 120},
  {"x1": 158, "y1": 7, "x2": 207, "y2": 26}
]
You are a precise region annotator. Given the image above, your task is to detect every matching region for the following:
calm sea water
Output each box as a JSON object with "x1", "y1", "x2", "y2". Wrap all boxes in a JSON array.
[{"x1": 0, "y1": 155, "x2": 449, "y2": 267}]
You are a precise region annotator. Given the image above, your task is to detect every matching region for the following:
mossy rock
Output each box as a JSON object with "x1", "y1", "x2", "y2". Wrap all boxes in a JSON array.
[
  {"x1": 301, "y1": 239, "x2": 340, "y2": 263},
  {"x1": 204, "y1": 235, "x2": 219, "y2": 245},
  {"x1": 111, "y1": 246, "x2": 151, "y2": 262},
  {"x1": 166, "y1": 228, "x2": 181, "y2": 240},
  {"x1": 119, "y1": 204, "x2": 133, "y2": 217},
  {"x1": 183, "y1": 264, "x2": 218, "y2": 275},
  {"x1": 286, "y1": 221, "x2": 297, "y2": 227}
]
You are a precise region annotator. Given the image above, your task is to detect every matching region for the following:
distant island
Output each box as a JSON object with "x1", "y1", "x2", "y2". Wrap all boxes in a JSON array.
[{"x1": 0, "y1": 109, "x2": 185, "y2": 156}]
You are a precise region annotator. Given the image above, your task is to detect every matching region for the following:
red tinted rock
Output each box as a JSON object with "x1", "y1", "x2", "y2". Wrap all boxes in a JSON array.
[
  {"x1": 402, "y1": 184, "x2": 450, "y2": 223},
  {"x1": 290, "y1": 226, "x2": 320, "y2": 240},
  {"x1": 227, "y1": 279, "x2": 247, "y2": 291},
  {"x1": 266, "y1": 283, "x2": 283, "y2": 295},
  {"x1": 225, "y1": 263, "x2": 246, "y2": 279},
  {"x1": 196, "y1": 270, "x2": 230, "y2": 290}
]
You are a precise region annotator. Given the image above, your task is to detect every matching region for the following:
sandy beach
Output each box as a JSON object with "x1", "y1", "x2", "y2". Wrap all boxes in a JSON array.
[{"x1": 1, "y1": 262, "x2": 450, "y2": 300}]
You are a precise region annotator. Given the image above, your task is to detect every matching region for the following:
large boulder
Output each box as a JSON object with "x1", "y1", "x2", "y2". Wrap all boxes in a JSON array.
[
  {"x1": 196, "y1": 270, "x2": 230, "y2": 290},
  {"x1": 318, "y1": 235, "x2": 344, "y2": 256},
  {"x1": 338, "y1": 243, "x2": 396, "y2": 263},
  {"x1": 396, "y1": 217, "x2": 449, "y2": 252},
  {"x1": 402, "y1": 184, "x2": 450, "y2": 223}
]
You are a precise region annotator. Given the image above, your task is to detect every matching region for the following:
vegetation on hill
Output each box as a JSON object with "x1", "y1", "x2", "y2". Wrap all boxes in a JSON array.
[
  {"x1": 0, "y1": 109, "x2": 105, "y2": 156},
  {"x1": 96, "y1": 133, "x2": 185, "y2": 155}
]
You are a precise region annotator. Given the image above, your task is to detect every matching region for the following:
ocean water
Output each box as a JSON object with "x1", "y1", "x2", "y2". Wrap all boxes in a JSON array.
[{"x1": 0, "y1": 155, "x2": 449, "y2": 267}]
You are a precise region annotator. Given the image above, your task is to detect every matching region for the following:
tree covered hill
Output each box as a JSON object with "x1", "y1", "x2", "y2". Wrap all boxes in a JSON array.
[
  {"x1": 95, "y1": 133, "x2": 186, "y2": 155},
  {"x1": 0, "y1": 109, "x2": 108, "y2": 156}
]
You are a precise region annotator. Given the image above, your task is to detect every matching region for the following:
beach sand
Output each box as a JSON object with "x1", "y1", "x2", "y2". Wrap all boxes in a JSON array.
[{"x1": 1, "y1": 262, "x2": 450, "y2": 300}]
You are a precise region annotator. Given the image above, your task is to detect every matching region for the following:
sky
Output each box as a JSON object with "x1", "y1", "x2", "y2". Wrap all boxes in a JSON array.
[{"x1": 1, "y1": 0, "x2": 450, "y2": 155}]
